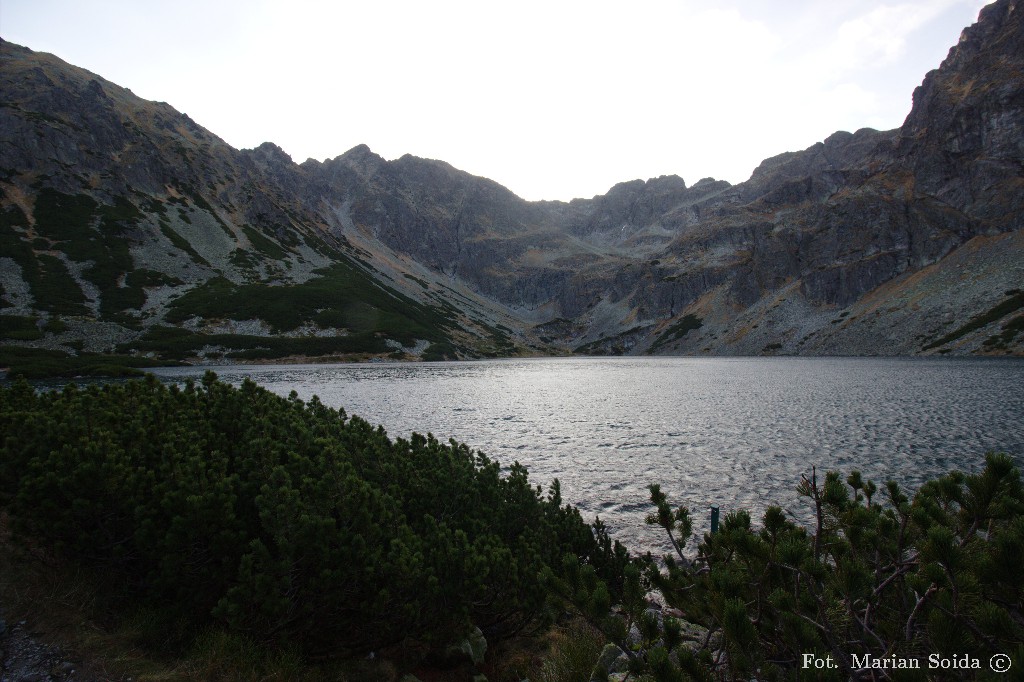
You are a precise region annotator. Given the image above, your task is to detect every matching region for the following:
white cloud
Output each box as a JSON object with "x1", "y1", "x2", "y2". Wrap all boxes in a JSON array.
[{"x1": 824, "y1": 2, "x2": 960, "y2": 75}]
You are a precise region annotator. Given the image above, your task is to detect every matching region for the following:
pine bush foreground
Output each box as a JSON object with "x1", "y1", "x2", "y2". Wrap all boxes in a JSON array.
[
  {"x1": 0, "y1": 373, "x2": 1021, "y2": 680},
  {"x1": 0, "y1": 373, "x2": 628, "y2": 661},
  {"x1": 606, "y1": 455, "x2": 1023, "y2": 680}
]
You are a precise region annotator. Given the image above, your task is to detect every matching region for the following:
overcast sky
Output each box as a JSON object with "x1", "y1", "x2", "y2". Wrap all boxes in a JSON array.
[{"x1": 2, "y1": 0, "x2": 993, "y2": 201}]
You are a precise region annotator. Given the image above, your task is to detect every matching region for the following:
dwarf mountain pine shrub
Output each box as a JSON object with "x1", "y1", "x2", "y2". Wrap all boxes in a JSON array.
[
  {"x1": 608, "y1": 455, "x2": 1024, "y2": 681},
  {"x1": 0, "y1": 373, "x2": 628, "y2": 657}
]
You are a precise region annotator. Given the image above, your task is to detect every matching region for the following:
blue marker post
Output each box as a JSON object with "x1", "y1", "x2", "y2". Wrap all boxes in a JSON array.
[{"x1": 710, "y1": 505, "x2": 720, "y2": 534}]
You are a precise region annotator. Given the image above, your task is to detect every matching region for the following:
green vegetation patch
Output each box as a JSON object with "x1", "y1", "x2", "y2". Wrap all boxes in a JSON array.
[
  {"x1": 403, "y1": 272, "x2": 430, "y2": 289},
  {"x1": 178, "y1": 184, "x2": 217, "y2": 214},
  {"x1": 648, "y1": 314, "x2": 704, "y2": 352},
  {"x1": 923, "y1": 289, "x2": 1024, "y2": 351},
  {"x1": 166, "y1": 261, "x2": 457, "y2": 344},
  {"x1": 119, "y1": 326, "x2": 393, "y2": 361},
  {"x1": 574, "y1": 325, "x2": 655, "y2": 356},
  {"x1": 33, "y1": 254, "x2": 91, "y2": 316},
  {"x1": 422, "y1": 341, "x2": 461, "y2": 361},
  {"x1": 1, "y1": 204, "x2": 89, "y2": 315},
  {"x1": 42, "y1": 317, "x2": 67, "y2": 334},
  {"x1": 983, "y1": 313, "x2": 1024, "y2": 351},
  {"x1": 158, "y1": 223, "x2": 211, "y2": 267},
  {"x1": 103, "y1": 269, "x2": 185, "y2": 315},
  {"x1": 228, "y1": 334, "x2": 391, "y2": 360},
  {"x1": 573, "y1": 337, "x2": 617, "y2": 355},
  {"x1": 32, "y1": 188, "x2": 97, "y2": 238},
  {"x1": 241, "y1": 224, "x2": 289, "y2": 260},
  {"x1": 0, "y1": 315, "x2": 42, "y2": 341},
  {"x1": 143, "y1": 197, "x2": 168, "y2": 216},
  {"x1": 472, "y1": 322, "x2": 518, "y2": 358},
  {"x1": 0, "y1": 345, "x2": 168, "y2": 379},
  {"x1": 127, "y1": 268, "x2": 184, "y2": 289},
  {"x1": 30, "y1": 189, "x2": 150, "y2": 316}
]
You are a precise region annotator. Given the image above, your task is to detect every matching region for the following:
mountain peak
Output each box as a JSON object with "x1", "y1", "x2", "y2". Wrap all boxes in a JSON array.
[
  {"x1": 330, "y1": 143, "x2": 386, "y2": 178},
  {"x1": 248, "y1": 141, "x2": 293, "y2": 164},
  {"x1": 342, "y1": 143, "x2": 376, "y2": 158}
]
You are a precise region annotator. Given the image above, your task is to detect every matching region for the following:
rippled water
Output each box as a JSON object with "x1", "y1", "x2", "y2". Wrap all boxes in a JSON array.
[{"x1": 152, "y1": 357, "x2": 1024, "y2": 555}]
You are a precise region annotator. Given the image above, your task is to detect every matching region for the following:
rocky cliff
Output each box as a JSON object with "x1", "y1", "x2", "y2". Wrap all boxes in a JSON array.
[{"x1": 1, "y1": 0, "x2": 1021, "y2": 368}]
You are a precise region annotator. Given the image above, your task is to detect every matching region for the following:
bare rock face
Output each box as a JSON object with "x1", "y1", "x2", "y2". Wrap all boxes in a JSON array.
[
  {"x1": 899, "y1": 0, "x2": 1024, "y2": 232},
  {"x1": 0, "y1": 0, "x2": 1022, "y2": 361}
]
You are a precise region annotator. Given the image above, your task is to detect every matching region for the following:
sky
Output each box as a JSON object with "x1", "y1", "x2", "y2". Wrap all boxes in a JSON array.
[{"x1": 2, "y1": 0, "x2": 994, "y2": 201}]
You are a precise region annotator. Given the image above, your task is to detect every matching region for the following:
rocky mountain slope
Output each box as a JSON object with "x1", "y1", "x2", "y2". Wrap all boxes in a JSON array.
[{"x1": 1, "y1": 0, "x2": 1022, "y2": 369}]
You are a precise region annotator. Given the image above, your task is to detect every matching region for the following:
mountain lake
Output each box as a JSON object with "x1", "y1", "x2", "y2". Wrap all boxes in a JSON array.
[{"x1": 150, "y1": 356, "x2": 1024, "y2": 556}]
